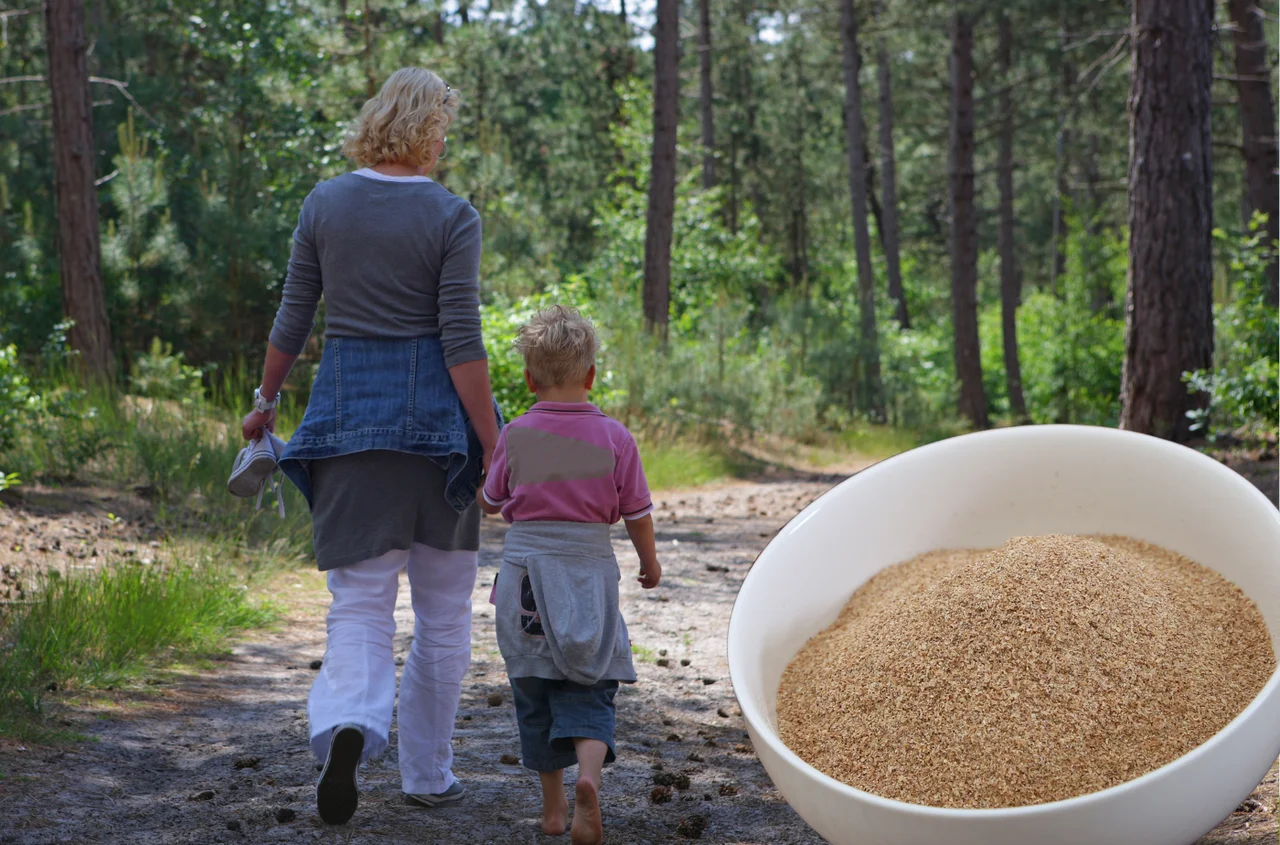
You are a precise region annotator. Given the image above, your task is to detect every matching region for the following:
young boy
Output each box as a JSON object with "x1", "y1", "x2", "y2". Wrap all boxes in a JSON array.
[{"x1": 481, "y1": 305, "x2": 661, "y2": 845}]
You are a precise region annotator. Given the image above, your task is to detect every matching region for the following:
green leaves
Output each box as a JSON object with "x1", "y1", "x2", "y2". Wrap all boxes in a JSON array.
[{"x1": 1184, "y1": 221, "x2": 1279, "y2": 440}]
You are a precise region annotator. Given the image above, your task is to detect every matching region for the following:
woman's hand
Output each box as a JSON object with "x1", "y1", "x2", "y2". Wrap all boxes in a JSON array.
[{"x1": 242, "y1": 409, "x2": 276, "y2": 441}]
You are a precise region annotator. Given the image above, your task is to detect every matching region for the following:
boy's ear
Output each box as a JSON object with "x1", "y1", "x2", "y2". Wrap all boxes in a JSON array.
[
  {"x1": 524, "y1": 369, "x2": 538, "y2": 393},
  {"x1": 584, "y1": 365, "x2": 596, "y2": 390}
]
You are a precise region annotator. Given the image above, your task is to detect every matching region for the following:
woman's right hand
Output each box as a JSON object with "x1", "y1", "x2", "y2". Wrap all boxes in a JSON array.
[{"x1": 242, "y1": 409, "x2": 276, "y2": 441}]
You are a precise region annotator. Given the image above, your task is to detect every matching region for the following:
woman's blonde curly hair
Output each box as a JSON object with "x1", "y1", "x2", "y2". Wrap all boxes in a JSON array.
[{"x1": 342, "y1": 67, "x2": 458, "y2": 168}]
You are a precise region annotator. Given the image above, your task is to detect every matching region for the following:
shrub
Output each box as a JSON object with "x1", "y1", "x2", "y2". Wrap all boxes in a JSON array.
[
  {"x1": 988, "y1": 220, "x2": 1126, "y2": 426},
  {"x1": 1185, "y1": 220, "x2": 1279, "y2": 440},
  {"x1": 0, "y1": 344, "x2": 36, "y2": 454},
  {"x1": 130, "y1": 337, "x2": 205, "y2": 402}
]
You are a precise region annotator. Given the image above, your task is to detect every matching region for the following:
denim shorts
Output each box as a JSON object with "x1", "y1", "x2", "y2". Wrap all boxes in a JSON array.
[{"x1": 510, "y1": 676, "x2": 619, "y2": 772}]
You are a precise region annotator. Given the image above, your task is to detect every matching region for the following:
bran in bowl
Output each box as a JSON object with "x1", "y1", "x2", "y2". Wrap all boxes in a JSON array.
[{"x1": 777, "y1": 534, "x2": 1275, "y2": 809}]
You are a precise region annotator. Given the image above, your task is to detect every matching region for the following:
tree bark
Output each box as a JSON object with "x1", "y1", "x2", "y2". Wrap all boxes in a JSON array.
[
  {"x1": 726, "y1": 0, "x2": 756, "y2": 234},
  {"x1": 1049, "y1": 18, "x2": 1073, "y2": 292},
  {"x1": 697, "y1": 0, "x2": 716, "y2": 190},
  {"x1": 1120, "y1": 0, "x2": 1215, "y2": 442},
  {"x1": 876, "y1": 25, "x2": 909, "y2": 329},
  {"x1": 949, "y1": 5, "x2": 988, "y2": 430},
  {"x1": 363, "y1": 0, "x2": 376, "y2": 98},
  {"x1": 1227, "y1": 0, "x2": 1278, "y2": 305},
  {"x1": 643, "y1": 0, "x2": 679, "y2": 338},
  {"x1": 44, "y1": 0, "x2": 113, "y2": 379},
  {"x1": 997, "y1": 12, "x2": 1027, "y2": 422},
  {"x1": 863, "y1": 136, "x2": 884, "y2": 252},
  {"x1": 840, "y1": 0, "x2": 885, "y2": 421},
  {"x1": 786, "y1": 42, "x2": 809, "y2": 295}
]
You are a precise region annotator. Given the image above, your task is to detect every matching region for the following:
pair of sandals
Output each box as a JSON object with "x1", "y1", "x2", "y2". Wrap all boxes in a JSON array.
[{"x1": 226, "y1": 429, "x2": 288, "y2": 517}]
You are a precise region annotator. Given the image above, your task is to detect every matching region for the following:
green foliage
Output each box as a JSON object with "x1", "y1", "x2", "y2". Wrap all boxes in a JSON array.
[
  {"x1": 1185, "y1": 221, "x2": 1279, "y2": 440},
  {"x1": 102, "y1": 113, "x2": 192, "y2": 361},
  {"x1": 876, "y1": 318, "x2": 956, "y2": 430},
  {"x1": 574, "y1": 83, "x2": 819, "y2": 439},
  {"x1": 28, "y1": 387, "x2": 115, "y2": 481},
  {"x1": 0, "y1": 344, "x2": 36, "y2": 453},
  {"x1": 2, "y1": 327, "x2": 116, "y2": 481},
  {"x1": 0, "y1": 560, "x2": 275, "y2": 728},
  {"x1": 982, "y1": 220, "x2": 1127, "y2": 426},
  {"x1": 637, "y1": 440, "x2": 745, "y2": 490},
  {"x1": 130, "y1": 337, "x2": 205, "y2": 402},
  {"x1": 0, "y1": 0, "x2": 1272, "y2": 454}
]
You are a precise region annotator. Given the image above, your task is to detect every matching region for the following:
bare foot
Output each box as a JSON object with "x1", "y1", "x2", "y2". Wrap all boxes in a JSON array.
[
  {"x1": 570, "y1": 778, "x2": 603, "y2": 845},
  {"x1": 541, "y1": 799, "x2": 569, "y2": 836}
]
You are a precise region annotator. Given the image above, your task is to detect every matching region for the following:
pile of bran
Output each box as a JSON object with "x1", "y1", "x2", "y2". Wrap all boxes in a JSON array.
[{"x1": 777, "y1": 534, "x2": 1275, "y2": 809}]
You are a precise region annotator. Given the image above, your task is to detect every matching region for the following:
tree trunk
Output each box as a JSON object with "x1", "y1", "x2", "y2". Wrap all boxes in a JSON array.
[
  {"x1": 726, "y1": 0, "x2": 756, "y2": 234},
  {"x1": 697, "y1": 0, "x2": 716, "y2": 189},
  {"x1": 1120, "y1": 0, "x2": 1214, "y2": 442},
  {"x1": 363, "y1": 0, "x2": 376, "y2": 98},
  {"x1": 1049, "y1": 19, "x2": 1073, "y2": 292},
  {"x1": 643, "y1": 0, "x2": 679, "y2": 338},
  {"x1": 949, "y1": 4, "x2": 988, "y2": 430},
  {"x1": 840, "y1": 0, "x2": 885, "y2": 421},
  {"x1": 44, "y1": 0, "x2": 113, "y2": 379},
  {"x1": 863, "y1": 136, "x2": 884, "y2": 252},
  {"x1": 1227, "y1": 0, "x2": 1278, "y2": 305},
  {"x1": 998, "y1": 12, "x2": 1027, "y2": 423},
  {"x1": 876, "y1": 28, "x2": 909, "y2": 329}
]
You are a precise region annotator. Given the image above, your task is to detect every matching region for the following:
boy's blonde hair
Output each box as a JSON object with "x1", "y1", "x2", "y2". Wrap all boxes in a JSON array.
[
  {"x1": 342, "y1": 67, "x2": 458, "y2": 168},
  {"x1": 515, "y1": 306, "x2": 598, "y2": 389}
]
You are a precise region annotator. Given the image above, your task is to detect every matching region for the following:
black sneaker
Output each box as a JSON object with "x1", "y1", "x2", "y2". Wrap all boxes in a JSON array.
[{"x1": 316, "y1": 724, "x2": 364, "y2": 825}]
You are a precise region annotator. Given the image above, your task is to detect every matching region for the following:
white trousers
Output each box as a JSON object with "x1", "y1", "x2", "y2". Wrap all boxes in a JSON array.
[{"x1": 308, "y1": 543, "x2": 478, "y2": 795}]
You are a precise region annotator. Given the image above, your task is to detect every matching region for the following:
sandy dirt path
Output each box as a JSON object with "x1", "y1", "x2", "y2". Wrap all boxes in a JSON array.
[{"x1": 2, "y1": 474, "x2": 1277, "y2": 844}]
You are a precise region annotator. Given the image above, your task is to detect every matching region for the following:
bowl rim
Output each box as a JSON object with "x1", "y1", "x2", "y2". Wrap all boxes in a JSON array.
[{"x1": 728, "y1": 423, "x2": 1280, "y2": 819}]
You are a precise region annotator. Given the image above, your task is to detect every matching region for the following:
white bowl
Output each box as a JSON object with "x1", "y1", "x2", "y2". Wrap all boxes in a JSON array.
[{"x1": 728, "y1": 425, "x2": 1280, "y2": 845}]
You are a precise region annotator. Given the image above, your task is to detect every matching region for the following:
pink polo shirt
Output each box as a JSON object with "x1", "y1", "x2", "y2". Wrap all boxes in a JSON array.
[{"x1": 482, "y1": 402, "x2": 653, "y2": 524}]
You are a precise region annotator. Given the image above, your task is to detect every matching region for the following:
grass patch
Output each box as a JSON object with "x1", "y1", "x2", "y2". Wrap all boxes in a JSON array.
[
  {"x1": 0, "y1": 560, "x2": 276, "y2": 739},
  {"x1": 630, "y1": 643, "x2": 657, "y2": 663},
  {"x1": 834, "y1": 425, "x2": 930, "y2": 459},
  {"x1": 827, "y1": 423, "x2": 963, "y2": 462},
  {"x1": 638, "y1": 439, "x2": 759, "y2": 490}
]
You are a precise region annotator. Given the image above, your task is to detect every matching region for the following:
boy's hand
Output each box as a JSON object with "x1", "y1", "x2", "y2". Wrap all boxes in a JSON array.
[
  {"x1": 625, "y1": 514, "x2": 661, "y2": 588},
  {"x1": 637, "y1": 558, "x2": 661, "y2": 589}
]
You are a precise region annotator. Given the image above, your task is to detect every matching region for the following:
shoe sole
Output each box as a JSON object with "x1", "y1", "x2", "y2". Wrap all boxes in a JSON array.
[
  {"x1": 404, "y1": 785, "x2": 467, "y2": 808},
  {"x1": 317, "y1": 727, "x2": 363, "y2": 825},
  {"x1": 227, "y1": 453, "x2": 279, "y2": 498}
]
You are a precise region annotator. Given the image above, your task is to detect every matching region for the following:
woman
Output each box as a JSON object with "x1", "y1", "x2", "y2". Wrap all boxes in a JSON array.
[{"x1": 240, "y1": 67, "x2": 500, "y2": 826}]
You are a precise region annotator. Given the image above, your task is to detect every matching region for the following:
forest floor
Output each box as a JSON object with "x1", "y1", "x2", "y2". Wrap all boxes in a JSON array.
[{"x1": 0, "y1": 447, "x2": 1277, "y2": 845}]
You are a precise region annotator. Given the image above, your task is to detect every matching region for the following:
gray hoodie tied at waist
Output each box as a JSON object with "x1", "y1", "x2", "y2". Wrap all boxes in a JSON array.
[{"x1": 495, "y1": 521, "x2": 637, "y2": 685}]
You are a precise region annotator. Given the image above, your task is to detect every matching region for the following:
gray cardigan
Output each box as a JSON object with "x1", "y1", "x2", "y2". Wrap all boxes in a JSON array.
[
  {"x1": 495, "y1": 521, "x2": 638, "y2": 685},
  {"x1": 268, "y1": 171, "x2": 487, "y2": 369}
]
